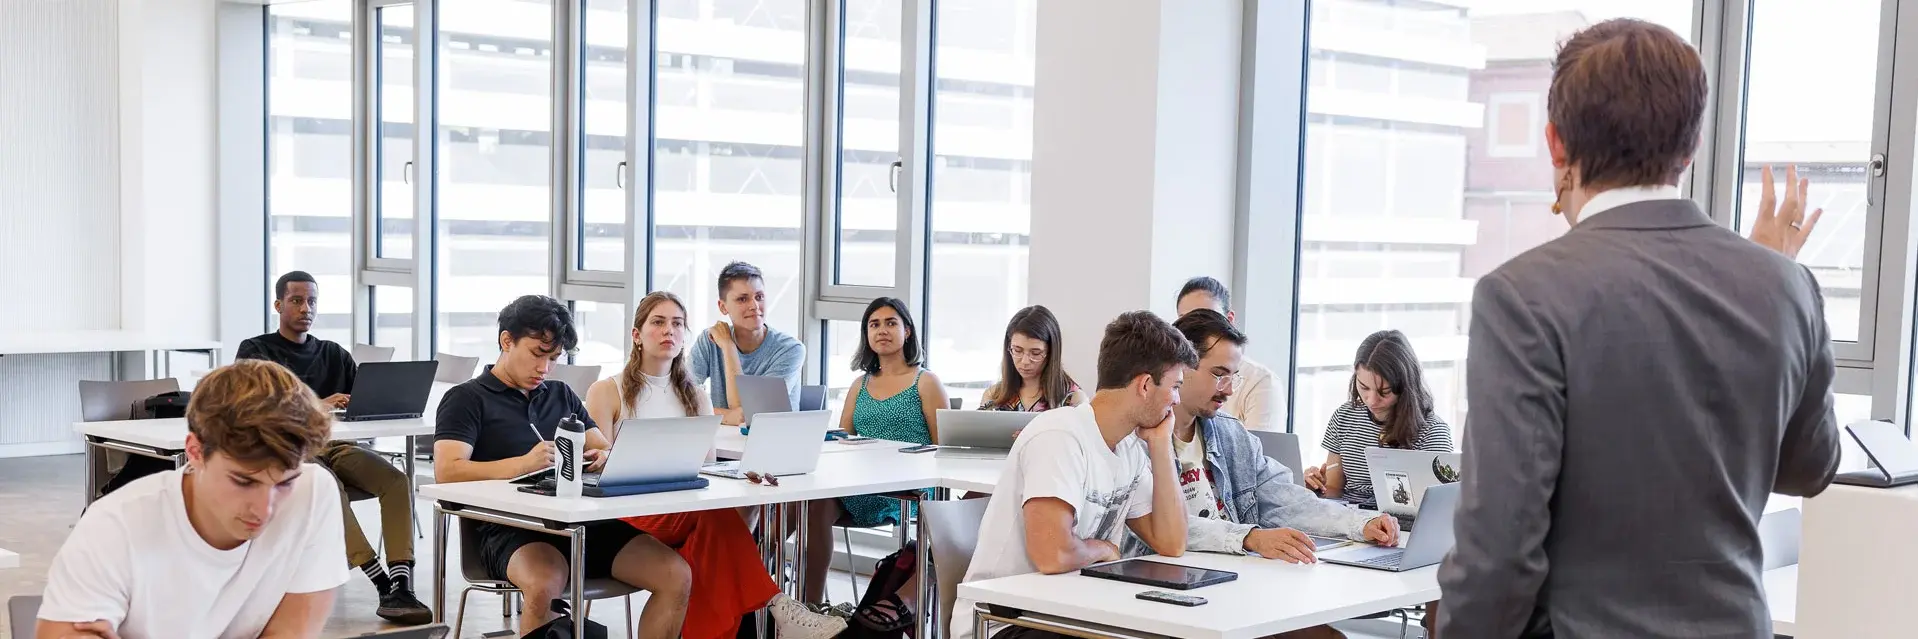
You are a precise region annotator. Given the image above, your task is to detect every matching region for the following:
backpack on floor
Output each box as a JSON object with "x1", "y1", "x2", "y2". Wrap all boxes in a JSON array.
[{"x1": 840, "y1": 540, "x2": 918, "y2": 639}]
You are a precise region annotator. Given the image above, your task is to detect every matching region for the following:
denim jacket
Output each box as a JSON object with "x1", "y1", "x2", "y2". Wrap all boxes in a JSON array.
[{"x1": 1126, "y1": 414, "x2": 1373, "y2": 556}]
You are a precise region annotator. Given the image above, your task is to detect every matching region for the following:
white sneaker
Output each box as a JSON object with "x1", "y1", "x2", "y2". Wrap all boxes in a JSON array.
[{"x1": 770, "y1": 594, "x2": 849, "y2": 639}]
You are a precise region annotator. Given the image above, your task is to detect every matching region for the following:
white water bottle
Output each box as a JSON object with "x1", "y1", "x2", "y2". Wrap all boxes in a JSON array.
[{"x1": 554, "y1": 413, "x2": 587, "y2": 498}]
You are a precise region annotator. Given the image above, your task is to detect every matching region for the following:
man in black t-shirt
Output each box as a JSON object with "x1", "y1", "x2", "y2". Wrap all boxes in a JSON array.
[
  {"x1": 433, "y1": 295, "x2": 690, "y2": 639},
  {"x1": 235, "y1": 271, "x2": 430, "y2": 624}
]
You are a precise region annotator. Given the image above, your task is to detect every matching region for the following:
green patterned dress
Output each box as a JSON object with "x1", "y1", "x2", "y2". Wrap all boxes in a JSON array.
[{"x1": 840, "y1": 369, "x2": 931, "y2": 526}]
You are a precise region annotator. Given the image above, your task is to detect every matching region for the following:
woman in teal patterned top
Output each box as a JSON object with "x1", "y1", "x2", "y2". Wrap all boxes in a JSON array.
[{"x1": 797, "y1": 298, "x2": 948, "y2": 613}]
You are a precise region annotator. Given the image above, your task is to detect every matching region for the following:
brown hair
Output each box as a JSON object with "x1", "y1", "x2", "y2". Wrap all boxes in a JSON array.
[
  {"x1": 982, "y1": 305, "x2": 1078, "y2": 409},
  {"x1": 1348, "y1": 330, "x2": 1436, "y2": 449},
  {"x1": 187, "y1": 359, "x2": 333, "y2": 470},
  {"x1": 1549, "y1": 18, "x2": 1706, "y2": 189},
  {"x1": 619, "y1": 291, "x2": 703, "y2": 419},
  {"x1": 1095, "y1": 311, "x2": 1199, "y2": 391}
]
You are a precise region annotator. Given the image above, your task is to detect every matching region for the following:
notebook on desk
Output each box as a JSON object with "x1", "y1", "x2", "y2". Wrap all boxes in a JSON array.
[{"x1": 1834, "y1": 421, "x2": 1918, "y2": 488}]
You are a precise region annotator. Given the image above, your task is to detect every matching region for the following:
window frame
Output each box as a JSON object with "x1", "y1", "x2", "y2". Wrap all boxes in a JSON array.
[{"x1": 353, "y1": 0, "x2": 436, "y2": 361}]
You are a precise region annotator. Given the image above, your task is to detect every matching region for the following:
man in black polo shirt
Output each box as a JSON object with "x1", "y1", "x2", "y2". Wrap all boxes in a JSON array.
[
  {"x1": 235, "y1": 270, "x2": 430, "y2": 624},
  {"x1": 433, "y1": 295, "x2": 691, "y2": 639}
]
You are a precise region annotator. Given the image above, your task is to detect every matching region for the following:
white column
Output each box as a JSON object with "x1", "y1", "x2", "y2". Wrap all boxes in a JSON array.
[{"x1": 1028, "y1": 0, "x2": 1244, "y2": 384}]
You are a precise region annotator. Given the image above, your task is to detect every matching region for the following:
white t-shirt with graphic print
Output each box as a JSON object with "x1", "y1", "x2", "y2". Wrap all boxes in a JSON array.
[
  {"x1": 953, "y1": 403, "x2": 1155, "y2": 639},
  {"x1": 1173, "y1": 428, "x2": 1228, "y2": 521}
]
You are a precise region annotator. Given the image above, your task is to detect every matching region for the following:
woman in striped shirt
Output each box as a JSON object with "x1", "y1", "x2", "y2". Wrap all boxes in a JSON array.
[{"x1": 1305, "y1": 329, "x2": 1454, "y2": 502}]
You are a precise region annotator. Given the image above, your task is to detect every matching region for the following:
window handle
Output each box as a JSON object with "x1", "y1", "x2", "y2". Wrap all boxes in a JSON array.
[
  {"x1": 401, "y1": 160, "x2": 413, "y2": 185},
  {"x1": 889, "y1": 159, "x2": 903, "y2": 193},
  {"x1": 616, "y1": 161, "x2": 627, "y2": 189}
]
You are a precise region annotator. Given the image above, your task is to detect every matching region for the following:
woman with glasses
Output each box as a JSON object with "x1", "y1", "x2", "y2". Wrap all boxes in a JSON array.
[
  {"x1": 978, "y1": 305, "x2": 1083, "y2": 412},
  {"x1": 1303, "y1": 329, "x2": 1453, "y2": 503}
]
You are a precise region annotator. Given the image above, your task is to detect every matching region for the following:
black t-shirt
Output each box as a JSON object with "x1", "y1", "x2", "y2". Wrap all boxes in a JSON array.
[
  {"x1": 234, "y1": 332, "x2": 357, "y2": 398},
  {"x1": 434, "y1": 365, "x2": 598, "y2": 463}
]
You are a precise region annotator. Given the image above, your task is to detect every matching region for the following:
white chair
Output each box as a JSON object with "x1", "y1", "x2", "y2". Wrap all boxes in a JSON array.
[
  {"x1": 433, "y1": 352, "x2": 481, "y2": 384},
  {"x1": 452, "y1": 519, "x2": 636, "y2": 639},
  {"x1": 1761, "y1": 507, "x2": 1803, "y2": 570},
  {"x1": 922, "y1": 498, "x2": 991, "y2": 636},
  {"x1": 548, "y1": 363, "x2": 602, "y2": 398},
  {"x1": 353, "y1": 343, "x2": 397, "y2": 364}
]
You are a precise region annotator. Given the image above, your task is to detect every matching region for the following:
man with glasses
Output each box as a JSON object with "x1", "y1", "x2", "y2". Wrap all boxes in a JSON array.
[
  {"x1": 1176, "y1": 277, "x2": 1278, "y2": 431},
  {"x1": 1134, "y1": 310, "x2": 1398, "y2": 578}
]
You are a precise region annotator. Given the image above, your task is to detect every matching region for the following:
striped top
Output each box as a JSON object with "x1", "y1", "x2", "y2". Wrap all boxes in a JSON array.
[{"x1": 1320, "y1": 401, "x2": 1453, "y2": 502}]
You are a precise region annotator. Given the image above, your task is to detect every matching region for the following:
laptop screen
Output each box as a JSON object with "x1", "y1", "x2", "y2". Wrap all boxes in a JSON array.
[{"x1": 1848, "y1": 421, "x2": 1918, "y2": 474}]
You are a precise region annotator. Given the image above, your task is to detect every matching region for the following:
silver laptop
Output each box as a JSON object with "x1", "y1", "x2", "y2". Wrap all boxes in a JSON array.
[
  {"x1": 736, "y1": 374, "x2": 796, "y2": 427},
  {"x1": 596, "y1": 416, "x2": 720, "y2": 486},
  {"x1": 1320, "y1": 482, "x2": 1459, "y2": 572},
  {"x1": 702, "y1": 410, "x2": 831, "y2": 478},
  {"x1": 1365, "y1": 447, "x2": 1462, "y2": 520},
  {"x1": 1834, "y1": 421, "x2": 1918, "y2": 487},
  {"x1": 1251, "y1": 431, "x2": 1306, "y2": 487},
  {"x1": 934, "y1": 409, "x2": 1038, "y2": 459}
]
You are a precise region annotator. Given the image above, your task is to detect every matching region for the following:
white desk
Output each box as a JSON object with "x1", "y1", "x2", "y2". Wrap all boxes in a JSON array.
[
  {"x1": 1797, "y1": 483, "x2": 1918, "y2": 638},
  {"x1": 0, "y1": 330, "x2": 222, "y2": 377},
  {"x1": 1765, "y1": 565, "x2": 1796, "y2": 636},
  {"x1": 958, "y1": 552, "x2": 1439, "y2": 639},
  {"x1": 709, "y1": 424, "x2": 907, "y2": 459},
  {"x1": 0, "y1": 548, "x2": 18, "y2": 569}
]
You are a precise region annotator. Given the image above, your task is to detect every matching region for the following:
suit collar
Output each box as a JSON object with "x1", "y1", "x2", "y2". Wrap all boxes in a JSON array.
[{"x1": 1569, "y1": 198, "x2": 1717, "y2": 233}]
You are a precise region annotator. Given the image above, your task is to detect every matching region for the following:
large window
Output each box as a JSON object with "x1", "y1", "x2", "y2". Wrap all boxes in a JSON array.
[
  {"x1": 578, "y1": 0, "x2": 628, "y2": 273},
  {"x1": 1735, "y1": 0, "x2": 1882, "y2": 345},
  {"x1": 1289, "y1": 1, "x2": 1695, "y2": 451},
  {"x1": 654, "y1": 0, "x2": 810, "y2": 335},
  {"x1": 267, "y1": 0, "x2": 354, "y2": 345},
  {"x1": 925, "y1": 0, "x2": 1036, "y2": 408},
  {"x1": 434, "y1": 0, "x2": 555, "y2": 358},
  {"x1": 375, "y1": 3, "x2": 417, "y2": 260},
  {"x1": 832, "y1": 0, "x2": 904, "y2": 288}
]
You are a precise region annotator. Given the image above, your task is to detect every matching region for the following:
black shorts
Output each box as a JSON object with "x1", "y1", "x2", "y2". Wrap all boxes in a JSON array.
[{"x1": 474, "y1": 520, "x2": 645, "y2": 581}]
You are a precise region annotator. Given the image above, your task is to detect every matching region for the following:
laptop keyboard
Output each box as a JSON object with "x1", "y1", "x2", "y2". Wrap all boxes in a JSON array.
[{"x1": 1351, "y1": 552, "x2": 1406, "y2": 570}]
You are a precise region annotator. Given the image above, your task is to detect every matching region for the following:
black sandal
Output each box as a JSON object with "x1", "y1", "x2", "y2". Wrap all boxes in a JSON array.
[{"x1": 852, "y1": 595, "x2": 915, "y2": 633}]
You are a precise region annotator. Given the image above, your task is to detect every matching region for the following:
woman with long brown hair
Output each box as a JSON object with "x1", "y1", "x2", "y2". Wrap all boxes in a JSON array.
[
  {"x1": 584, "y1": 291, "x2": 844, "y2": 639},
  {"x1": 1302, "y1": 329, "x2": 1452, "y2": 502},
  {"x1": 978, "y1": 305, "x2": 1083, "y2": 411}
]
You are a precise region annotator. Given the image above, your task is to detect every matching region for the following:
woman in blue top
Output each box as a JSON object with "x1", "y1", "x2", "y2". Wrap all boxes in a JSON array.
[{"x1": 798, "y1": 298, "x2": 947, "y2": 625}]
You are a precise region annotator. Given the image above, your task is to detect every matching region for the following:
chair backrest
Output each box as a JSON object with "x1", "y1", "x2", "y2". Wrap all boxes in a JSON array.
[
  {"x1": 799, "y1": 385, "x2": 828, "y2": 411},
  {"x1": 433, "y1": 353, "x2": 480, "y2": 384},
  {"x1": 548, "y1": 363, "x2": 602, "y2": 398},
  {"x1": 1760, "y1": 507, "x2": 1803, "y2": 570},
  {"x1": 78, "y1": 378, "x2": 182, "y2": 422},
  {"x1": 353, "y1": 343, "x2": 397, "y2": 364},
  {"x1": 10, "y1": 595, "x2": 41, "y2": 639},
  {"x1": 948, "y1": 397, "x2": 963, "y2": 410},
  {"x1": 1250, "y1": 431, "x2": 1306, "y2": 486},
  {"x1": 922, "y1": 497, "x2": 991, "y2": 633},
  {"x1": 459, "y1": 518, "x2": 511, "y2": 586}
]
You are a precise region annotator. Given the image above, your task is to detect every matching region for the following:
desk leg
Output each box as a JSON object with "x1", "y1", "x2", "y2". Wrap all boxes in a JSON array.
[
  {"x1": 433, "y1": 505, "x2": 449, "y2": 623},
  {"x1": 794, "y1": 499, "x2": 810, "y2": 600},
  {"x1": 974, "y1": 607, "x2": 987, "y2": 639},
  {"x1": 84, "y1": 442, "x2": 103, "y2": 505},
  {"x1": 771, "y1": 502, "x2": 788, "y2": 592},
  {"x1": 920, "y1": 487, "x2": 950, "y2": 639},
  {"x1": 403, "y1": 435, "x2": 419, "y2": 537},
  {"x1": 570, "y1": 525, "x2": 587, "y2": 639}
]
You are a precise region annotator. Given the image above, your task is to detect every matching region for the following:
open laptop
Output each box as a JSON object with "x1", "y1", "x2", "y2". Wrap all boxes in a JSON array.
[
  {"x1": 703, "y1": 410, "x2": 832, "y2": 479},
  {"x1": 736, "y1": 374, "x2": 796, "y2": 428},
  {"x1": 934, "y1": 409, "x2": 1038, "y2": 459},
  {"x1": 1250, "y1": 431, "x2": 1306, "y2": 487},
  {"x1": 1320, "y1": 482, "x2": 1459, "y2": 572},
  {"x1": 1365, "y1": 447, "x2": 1462, "y2": 525},
  {"x1": 1834, "y1": 421, "x2": 1918, "y2": 487},
  {"x1": 519, "y1": 416, "x2": 716, "y2": 497},
  {"x1": 341, "y1": 361, "x2": 437, "y2": 421}
]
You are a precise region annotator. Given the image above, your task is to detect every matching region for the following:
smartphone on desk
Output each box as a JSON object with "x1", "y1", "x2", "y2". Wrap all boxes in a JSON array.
[
  {"x1": 1136, "y1": 591, "x2": 1207, "y2": 607},
  {"x1": 899, "y1": 444, "x2": 938, "y2": 454}
]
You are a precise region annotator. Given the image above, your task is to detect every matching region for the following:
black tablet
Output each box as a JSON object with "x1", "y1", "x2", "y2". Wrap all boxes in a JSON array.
[{"x1": 1079, "y1": 559, "x2": 1238, "y2": 590}]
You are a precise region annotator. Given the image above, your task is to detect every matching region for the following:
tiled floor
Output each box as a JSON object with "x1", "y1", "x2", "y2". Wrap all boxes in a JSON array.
[{"x1": 0, "y1": 454, "x2": 862, "y2": 639}]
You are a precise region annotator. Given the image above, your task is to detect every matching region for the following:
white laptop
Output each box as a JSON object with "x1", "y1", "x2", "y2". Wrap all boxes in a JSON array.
[
  {"x1": 702, "y1": 410, "x2": 833, "y2": 478},
  {"x1": 934, "y1": 409, "x2": 1039, "y2": 459},
  {"x1": 1364, "y1": 447, "x2": 1462, "y2": 520},
  {"x1": 598, "y1": 416, "x2": 720, "y2": 485}
]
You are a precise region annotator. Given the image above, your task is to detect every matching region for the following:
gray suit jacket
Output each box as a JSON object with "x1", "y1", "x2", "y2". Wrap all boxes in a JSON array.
[{"x1": 1436, "y1": 199, "x2": 1841, "y2": 638}]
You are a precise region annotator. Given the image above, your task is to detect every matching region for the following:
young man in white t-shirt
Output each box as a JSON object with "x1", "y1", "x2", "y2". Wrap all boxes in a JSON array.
[
  {"x1": 954, "y1": 311, "x2": 1195, "y2": 639},
  {"x1": 38, "y1": 359, "x2": 349, "y2": 639}
]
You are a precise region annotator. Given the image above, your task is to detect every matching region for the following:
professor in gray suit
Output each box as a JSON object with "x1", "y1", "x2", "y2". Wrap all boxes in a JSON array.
[{"x1": 1437, "y1": 19, "x2": 1841, "y2": 638}]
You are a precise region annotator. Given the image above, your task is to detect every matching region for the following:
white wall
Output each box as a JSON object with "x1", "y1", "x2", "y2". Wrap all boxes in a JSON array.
[
  {"x1": 1029, "y1": 0, "x2": 1241, "y2": 387},
  {"x1": 124, "y1": 0, "x2": 220, "y2": 338}
]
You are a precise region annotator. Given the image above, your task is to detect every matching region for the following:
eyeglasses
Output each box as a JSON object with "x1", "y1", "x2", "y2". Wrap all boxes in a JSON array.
[
  {"x1": 1007, "y1": 347, "x2": 1048, "y2": 363},
  {"x1": 745, "y1": 471, "x2": 780, "y2": 487},
  {"x1": 1211, "y1": 372, "x2": 1245, "y2": 389}
]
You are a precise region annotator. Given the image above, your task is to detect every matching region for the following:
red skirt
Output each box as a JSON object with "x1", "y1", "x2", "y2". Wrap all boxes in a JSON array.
[{"x1": 624, "y1": 510, "x2": 779, "y2": 639}]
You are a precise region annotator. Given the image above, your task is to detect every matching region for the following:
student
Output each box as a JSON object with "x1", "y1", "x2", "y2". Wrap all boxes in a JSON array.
[
  {"x1": 1175, "y1": 277, "x2": 1278, "y2": 432},
  {"x1": 234, "y1": 270, "x2": 430, "y2": 624},
  {"x1": 978, "y1": 305, "x2": 1083, "y2": 411},
  {"x1": 1303, "y1": 330, "x2": 1453, "y2": 503},
  {"x1": 1145, "y1": 310, "x2": 1402, "y2": 639},
  {"x1": 953, "y1": 311, "x2": 1192, "y2": 639},
  {"x1": 799, "y1": 297, "x2": 949, "y2": 624},
  {"x1": 690, "y1": 261, "x2": 805, "y2": 425},
  {"x1": 582, "y1": 291, "x2": 845, "y2": 639},
  {"x1": 1439, "y1": 20, "x2": 1839, "y2": 638},
  {"x1": 38, "y1": 360, "x2": 345, "y2": 639},
  {"x1": 434, "y1": 295, "x2": 691, "y2": 639}
]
